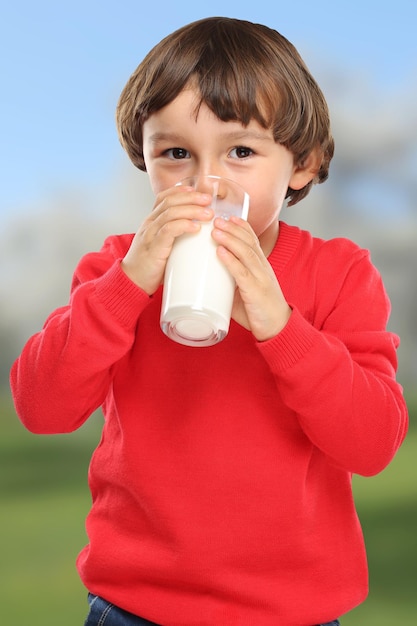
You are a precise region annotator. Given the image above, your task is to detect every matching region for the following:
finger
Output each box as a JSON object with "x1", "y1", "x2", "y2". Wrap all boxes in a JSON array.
[
  {"x1": 212, "y1": 214, "x2": 254, "y2": 239},
  {"x1": 212, "y1": 218, "x2": 266, "y2": 276},
  {"x1": 142, "y1": 193, "x2": 214, "y2": 248},
  {"x1": 216, "y1": 242, "x2": 263, "y2": 287},
  {"x1": 152, "y1": 187, "x2": 213, "y2": 219},
  {"x1": 152, "y1": 205, "x2": 213, "y2": 243}
]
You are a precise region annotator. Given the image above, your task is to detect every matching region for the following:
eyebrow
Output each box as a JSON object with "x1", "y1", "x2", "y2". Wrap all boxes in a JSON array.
[
  {"x1": 148, "y1": 132, "x2": 186, "y2": 144},
  {"x1": 148, "y1": 130, "x2": 272, "y2": 144}
]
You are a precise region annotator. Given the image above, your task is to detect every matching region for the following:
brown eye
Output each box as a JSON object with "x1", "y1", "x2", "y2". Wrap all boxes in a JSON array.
[
  {"x1": 166, "y1": 147, "x2": 190, "y2": 159},
  {"x1": 230, "y1": 146, "x2": 253, "y2": 159}
]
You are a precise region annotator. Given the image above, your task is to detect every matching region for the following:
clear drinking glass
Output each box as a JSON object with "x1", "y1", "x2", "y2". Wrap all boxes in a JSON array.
[{"x1": 160, "y1": 175, "x2": 250, "y2": 347}]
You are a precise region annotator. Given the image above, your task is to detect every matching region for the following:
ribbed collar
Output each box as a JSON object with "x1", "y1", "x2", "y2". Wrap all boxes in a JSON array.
[{"x1": 267, "y1": 221, "x2": 302, "y2": 276}]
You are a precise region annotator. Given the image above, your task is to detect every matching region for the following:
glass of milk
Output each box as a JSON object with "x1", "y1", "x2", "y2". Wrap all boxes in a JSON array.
[{"x1": 160, "y1": 175, "x2": 250, "y2": 347}]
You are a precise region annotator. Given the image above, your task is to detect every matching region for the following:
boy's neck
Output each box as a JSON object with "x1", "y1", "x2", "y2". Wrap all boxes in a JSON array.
[{"x1": 259, "y1": 220, "x2": 280, "y2": 258}]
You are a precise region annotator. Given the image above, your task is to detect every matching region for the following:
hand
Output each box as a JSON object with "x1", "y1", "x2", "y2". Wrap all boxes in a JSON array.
[
  {"x1": 121, "y1": 186, "x2": 214, "y2": 295},
  {"x1": 212, "y1": 217, "x2": 291, "y2": 341}
]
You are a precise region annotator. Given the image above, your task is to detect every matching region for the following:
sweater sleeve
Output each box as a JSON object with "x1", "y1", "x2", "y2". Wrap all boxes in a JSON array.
[
  {"x1": 10, "y1": 236, "x2": 151, "y2": 434},
  {"x1": 257, "y1": 243, "x2": 408, "y2": 477}
]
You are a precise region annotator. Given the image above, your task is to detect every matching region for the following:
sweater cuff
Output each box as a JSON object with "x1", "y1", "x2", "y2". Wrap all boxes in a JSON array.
[
  {"x1": 93, "y1": 259, "x2": 151, "y2": 328},
  {"x1": 256, "y1": 306, "x2": 317, "y2": 372}
]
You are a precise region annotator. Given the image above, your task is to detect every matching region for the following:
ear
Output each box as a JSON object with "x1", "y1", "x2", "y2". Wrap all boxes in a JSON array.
[{"x1": 288, "y1": 146, "x2": 323, "y2": 191}]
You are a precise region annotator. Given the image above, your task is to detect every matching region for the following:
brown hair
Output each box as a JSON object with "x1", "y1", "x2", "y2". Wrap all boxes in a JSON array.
[{"x1": 116, "y1": 17, "x2": 334, "y2": 206}]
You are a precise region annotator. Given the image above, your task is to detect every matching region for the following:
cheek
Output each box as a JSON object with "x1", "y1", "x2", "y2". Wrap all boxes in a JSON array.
[
  {"x1": 248, "y1": 207, "x2": 279, "y2": 236},
  {"x1": 146, "y1": 170, "x2": 175, "y2": 196},
  {"x1": 246, "y1": 183, "x2": 288, "y2": 233},
  {"x1": 146, "y1": 174, "x2": 159, "y2": 195}
]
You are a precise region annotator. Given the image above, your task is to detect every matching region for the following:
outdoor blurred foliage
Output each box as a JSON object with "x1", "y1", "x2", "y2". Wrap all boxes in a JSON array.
[{"x1": 1, "y1": 67, "x2": 416, "y2": 624}]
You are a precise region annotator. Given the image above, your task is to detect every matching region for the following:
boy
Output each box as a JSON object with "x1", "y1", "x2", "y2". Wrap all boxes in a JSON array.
[{"x1": 10, "y1": 17, "x2": 408, "y2": 626}]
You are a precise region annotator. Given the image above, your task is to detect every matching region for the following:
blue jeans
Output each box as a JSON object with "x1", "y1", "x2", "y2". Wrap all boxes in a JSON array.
[
  {"x1": 84, "y1": 595, "x2": 158, "y2": 625},
  {"x1": 84, "y1": 593, "x2": 340, "y2": 626}
]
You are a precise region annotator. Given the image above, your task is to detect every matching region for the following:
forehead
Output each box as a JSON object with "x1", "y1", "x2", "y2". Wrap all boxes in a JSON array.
[{"x1": 143, "y1": 88, "x2": 273, "y2": 142}]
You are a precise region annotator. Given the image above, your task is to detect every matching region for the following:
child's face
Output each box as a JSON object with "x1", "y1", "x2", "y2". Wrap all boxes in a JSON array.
[{"x1": 142, "y1": 87, "x2": 300, "y2": 249}]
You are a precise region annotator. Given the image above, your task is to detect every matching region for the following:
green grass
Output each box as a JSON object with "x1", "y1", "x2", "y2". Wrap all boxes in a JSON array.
[
  {"x1": 1, "y1": 393, "x2": 416, "y2": 625},
  {"x1": 1, "y1": 395, "x2": 100, "y2": 624},
  {"x1": 343, "y1": 426, "x2": 417, "y2": 625}
]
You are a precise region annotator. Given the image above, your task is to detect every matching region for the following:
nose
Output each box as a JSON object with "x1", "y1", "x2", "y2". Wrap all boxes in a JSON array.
[
  {"x1": 193, "y1": 159, "x2": 225, "y2": 181},
  {"x1": 192, "y1": 175, "x2": 226, "y2": 199}
]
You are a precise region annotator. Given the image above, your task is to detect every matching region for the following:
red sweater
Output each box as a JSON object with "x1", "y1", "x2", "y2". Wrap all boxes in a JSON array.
[{"x1": 10, "y1": 222, "x2": 408, "y2": 626}]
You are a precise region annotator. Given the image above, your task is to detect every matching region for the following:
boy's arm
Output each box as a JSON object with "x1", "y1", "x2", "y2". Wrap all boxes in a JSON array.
[
  {"x1": 11, "y1": 187, "x2": 214, "y2": 435},
  {"x1": 10, "y1": 235, "x2": 150, "y2": 434},
  {"x1": 257, "y1": 247, "x2": 408, "y2": 477}
]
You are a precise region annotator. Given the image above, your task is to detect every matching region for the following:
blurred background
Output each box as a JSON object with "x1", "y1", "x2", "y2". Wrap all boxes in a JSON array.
[{"x1": 1, "y1": 1, "x2": 416, "y2": 624}]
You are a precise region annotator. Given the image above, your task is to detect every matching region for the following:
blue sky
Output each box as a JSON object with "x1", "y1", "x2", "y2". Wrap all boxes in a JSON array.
[{"x1": 1, "y1": 0, "x2": 416, "y2": 216}]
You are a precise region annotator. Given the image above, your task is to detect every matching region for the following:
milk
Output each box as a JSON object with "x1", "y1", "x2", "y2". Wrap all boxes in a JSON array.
[
  {"x1": 160, "y1": 220, "x2": 235, "y2": 347},
  {"x1": 160, "y1": 176, "x2": 249, "y2": 347}
]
